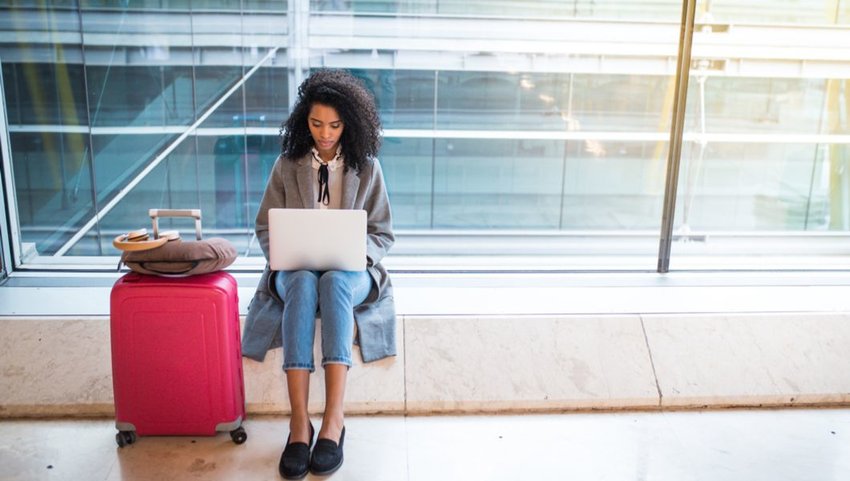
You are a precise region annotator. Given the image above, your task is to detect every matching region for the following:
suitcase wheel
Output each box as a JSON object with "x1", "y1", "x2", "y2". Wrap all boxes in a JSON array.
[
  {"x1": 230, "y1": 427, "x2": 247, "y2": 445},
  {"x1": 116, "y1": 430, "x2": 137, "y2": 448}
]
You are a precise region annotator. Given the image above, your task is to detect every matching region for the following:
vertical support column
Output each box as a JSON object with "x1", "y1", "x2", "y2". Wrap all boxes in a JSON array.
[
  {"x1": 288, "y1": 0, "x2": 311, "y2": 111},
  {"x1": 657, "y1": 0, "x2": 697, "y2": 273}
]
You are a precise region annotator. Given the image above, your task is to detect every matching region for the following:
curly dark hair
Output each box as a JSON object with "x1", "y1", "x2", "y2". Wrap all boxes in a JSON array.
[{"x1": 280, "y1": 69, "x2": 382, "y2": 172}]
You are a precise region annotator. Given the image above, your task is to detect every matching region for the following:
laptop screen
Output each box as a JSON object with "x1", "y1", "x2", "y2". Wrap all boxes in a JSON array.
[{"x1": 267, "y1": 208, "x2": 367, "y2": 271}]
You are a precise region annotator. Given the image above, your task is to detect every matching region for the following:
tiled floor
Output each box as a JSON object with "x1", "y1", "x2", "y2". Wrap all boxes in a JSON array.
[{"x1": 1, "y1": 409, "x2": 849, "y2": 481}]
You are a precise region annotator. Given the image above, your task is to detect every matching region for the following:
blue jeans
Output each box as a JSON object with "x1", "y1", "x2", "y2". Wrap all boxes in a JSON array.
[{"x1": 274, "y1": 270, "x2": 372, "y2": 372}]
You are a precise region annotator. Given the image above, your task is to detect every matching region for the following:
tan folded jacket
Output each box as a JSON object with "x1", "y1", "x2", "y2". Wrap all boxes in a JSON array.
[{"x1": 121, "y1": 237, "x2": 237, "y2": 277}]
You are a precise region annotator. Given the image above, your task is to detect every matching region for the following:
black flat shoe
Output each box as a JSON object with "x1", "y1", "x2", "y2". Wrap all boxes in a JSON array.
[
  {"x1": 310, "y1": 426, "x2": 345, "y2": 476},
  {"x1": 279, "y1": 422, "x2": 315, "y2": 480}
]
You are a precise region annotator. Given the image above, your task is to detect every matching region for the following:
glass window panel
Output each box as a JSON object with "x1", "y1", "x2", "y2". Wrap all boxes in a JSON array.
[
  {"x1": 824, "y1": 143, "x2": 850, "y2": 231},
  {"x1": 436, "y1": 71, "x2": 525, "y2": 130},
  {"x1": 244, "y1": 67, "x2": 288, "y2": 128},
  {"x1": 11, "y1": 1, "x2": 78, "y2": 6},
  {"x1": 674, "y1": 142, "x2": 827, "y2": 231},
  {"x1": 189, "y1": 0, "x2": 246, "y2": 10},
  {"x1": 562, "y1": 140, "x2": 667, "y2": 230},
  {"x1": 198, "y1": 52, "x2": 264, "y2": 128},
  {"x1": 204, "y1": 133, "x2": 243, "y2": 229},
  {"x1": 69, "y1": 135, "x2": 284, "y2": 256},
  {"x1": 672, "y1": 1, "x2": 850, "y2": 268},
  {"x1": 91, "y1": 133, "x2": 175, "y2": 211},
  {"x1": 81, "y1": 6, "x2": 195, "y2": 126},
  {"x1": 388, "y1": 70, "x2": 436, "y2": 129},
  {"x1": 0, "y1": 3, "x2": 285, "y2": 264},
  {"x1": 570, "y1": 75, "x2": 673, "y2": 132},
  {"x1": 436, "y1": 0, "x2": 682, "y2": 19},
  {"x1": 432, "y1": 138, "x2": 564, "y2": 228},
  {"x1": 92, "y1": 139, "x2": 197, "y2": 255},
  {"x1": 202, "y1": 82, "x2": 247, "y2": 128},
  {"x1": 685, "y1": 77, "x2": 827, "y2": 134},
  {"x1": 188, "y1": 0, "x2": 286, "y2": 11},
  {"x1": 243, "y1": 12, "x2": 288, "y2": 44},
  {"x1": 10, "y1": 132, "x2": 95, "y2": 256},
  {"x1": 62, "y1": 233, "x2": 101, "y2": 256},
  {"x1": 1, "y1": 0, "x2": 692, "y2": 269},
  {"x1": 1, "y1": 64, "x2": 21, "y2": 126},
  {"x1": 244, "y1": 0, "x2": 287, "y2": 10},
  {"x1": 312, "y1": 0, "x2": 683, "y2": 20},
  {"x1": 244, "y1": 134, "x2": 281, "y2": 228},
  {"x1": 194, "y1": 66, "x2": 244, "y2": 125},
  {"x1": 87, "y1": 66, "x2": 195, "y2": 126},
  {"x1": 197, "y1": 134, "x2": 279, "y2": 233},
  {"x1": 380, "y1": 137, "x2": 433, "y2": 228},
  {"x1": 2, "y1": 63, "x2": 87, "y2": 126},
  {"x1": 437, "y1": 72, "x2": 672, "y2": 132},
  {"x1": 0, "y1": 0, "x2": 80, "y2": 37},
  {"x1": 304, "y1": 5, "x2": 679, "y2": 267},
  {"x1": 349, "y1": 69, "x2": 435, "y2": 129},
  {"x1": 2, "y1": 4, "x2": 92, "y2": 259},
  {"x1": 705, "y1": 1, "x2": 849, "y2": 25},
  {"x1": 81, "y1": 0, "x2": 191, "y2": 10}
]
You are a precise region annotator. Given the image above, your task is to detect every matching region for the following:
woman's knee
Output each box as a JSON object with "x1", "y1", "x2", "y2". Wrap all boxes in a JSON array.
[
  {"x1": 276, "y1": 270, "x2": 319, "y2": 299},
  {"x1": 318, "y1": 270, "x2": 352, "y2": 294}
]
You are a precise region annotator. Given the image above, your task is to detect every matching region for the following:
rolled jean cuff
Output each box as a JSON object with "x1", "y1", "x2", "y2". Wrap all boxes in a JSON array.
[
  {"x1": 282, "y1": 362, "x2": 315, "y2": 372},
  {"x1": 322, "y1": 356, "x2": 352, "y2": 368}
]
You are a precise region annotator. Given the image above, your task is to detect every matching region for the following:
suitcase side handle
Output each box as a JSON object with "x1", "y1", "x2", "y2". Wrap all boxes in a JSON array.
[{"x1": 149, "y1": 209, "x2": 202, "y2": 240}]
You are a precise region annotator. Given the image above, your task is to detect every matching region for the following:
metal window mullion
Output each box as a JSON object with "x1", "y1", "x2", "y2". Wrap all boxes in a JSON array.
[
  {"x1": 76, "y1": 2, "x2": 103, "y2": 256},
  {"x1": 0, "y1": 56, "x2": 21, "y2": 275},
  {"x1": 430, "y1": 70, "x2": 438, "y2": 229},
  {"x1": 657, "y1": 0, "x2": 697, "y2": 273},
  {"x1": 558, "y1": 138, "x2": 568, "y2": 230},
  {"x1": 189, "y1": 0, "x2": 202, "y2": 209},
  {"x1": 803, "y1": 79, "x2": 833, "y2": 230},
  {"x1": 559, "y1": 72, "x2": 574, "y2": 230},
  {"x1": 240, "y1": 1, "x2": 252, "y2": 233},
  {"x1": 288, "y1": 0, "x2": 309, "y2": 112}
]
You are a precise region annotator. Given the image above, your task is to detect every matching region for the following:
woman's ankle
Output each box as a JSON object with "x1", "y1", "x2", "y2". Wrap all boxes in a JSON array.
[
  {"x1": 288, "y1": 414, "x2": 312, "y2": 442},
  {"x1": 319, "y1": 414, "x2": 345, "y2": 440}
]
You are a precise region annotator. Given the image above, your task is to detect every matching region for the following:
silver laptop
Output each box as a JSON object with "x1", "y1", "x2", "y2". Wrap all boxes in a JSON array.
[{"x1": 268, "y1": 208, "x2": 367, "y2": 271}]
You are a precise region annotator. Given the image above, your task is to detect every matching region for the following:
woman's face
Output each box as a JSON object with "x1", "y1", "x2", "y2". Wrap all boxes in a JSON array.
[{"x1": 308, "y1": 103, "x2": 344, "y2": 161}]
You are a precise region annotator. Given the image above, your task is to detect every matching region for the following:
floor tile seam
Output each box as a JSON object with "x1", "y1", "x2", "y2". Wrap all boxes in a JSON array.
[
  {"x1": 2, "y1": 309, "x2": 845, "y2": 322},
  {"x1": 639, "y1": 314, "x2": 663, "y2": 408},
  {"x1": 404, "y1": 412, "x2": 412, "y2": 481},
  {"x1": 402, "y1": 314, "x2": 408, "y2": 414},
  {"x1": 102, "y1": 453, "x2": 118, "y2": 481},
  {"x1": 402, "y1": 315, "x2": 412, "y2": 481}
]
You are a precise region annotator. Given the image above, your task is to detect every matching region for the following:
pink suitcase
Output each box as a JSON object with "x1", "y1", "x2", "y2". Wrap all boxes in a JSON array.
[{"x1": 110, "y1": 271, "x2": 246, "y2": 447}]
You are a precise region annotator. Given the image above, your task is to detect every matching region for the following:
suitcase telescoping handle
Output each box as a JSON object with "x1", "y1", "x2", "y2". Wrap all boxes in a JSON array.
[{"x1": 149, "y1": 209, "x2": 202, "y2": 240}]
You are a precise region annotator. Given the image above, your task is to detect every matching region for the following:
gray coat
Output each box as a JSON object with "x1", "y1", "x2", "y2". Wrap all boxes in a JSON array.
[{"x1": 241, "y1": 153, "x2": 397, "y2": 363}]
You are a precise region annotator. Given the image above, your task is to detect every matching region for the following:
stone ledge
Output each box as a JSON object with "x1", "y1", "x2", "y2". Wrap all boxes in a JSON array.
[
  {"x1": 643, "y1": 313, "x2": 850, "y2": 408},
  {"x1": 1, "y1": 313, "x2": 849, "y2": 417}
]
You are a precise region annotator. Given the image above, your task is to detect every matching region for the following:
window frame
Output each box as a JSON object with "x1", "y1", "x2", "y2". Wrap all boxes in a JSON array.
[{"x1": 3, "y1": 0, "x2": 850, "y2": 277}]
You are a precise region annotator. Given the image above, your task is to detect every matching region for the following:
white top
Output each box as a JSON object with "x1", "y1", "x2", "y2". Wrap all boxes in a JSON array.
[{"x1": 311, "y1": 146, "x2": 344, "y2": 210}]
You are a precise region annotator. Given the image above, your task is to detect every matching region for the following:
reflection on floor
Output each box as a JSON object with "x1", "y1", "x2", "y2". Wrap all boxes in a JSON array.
[{"x1": 1, "y1": 409, "x2": 849, "y2": 481}]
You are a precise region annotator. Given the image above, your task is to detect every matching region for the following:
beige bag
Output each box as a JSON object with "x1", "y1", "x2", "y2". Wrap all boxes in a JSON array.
[{"x1": 118, "y1": 209, "x2": 237, "y2": 277}]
